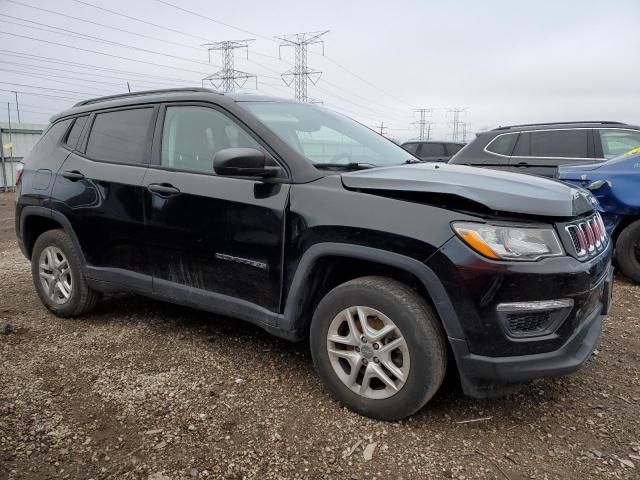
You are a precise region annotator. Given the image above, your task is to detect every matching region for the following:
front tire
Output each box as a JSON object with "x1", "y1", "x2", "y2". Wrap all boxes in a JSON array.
[
  {"x1": 615, "y1": 220, "x2": 640, "y2": 283},
  {"x1": 310, "y1": 276, "x2": 447, "y2": 420},
  {"x1": 31, "y1": 229, "x2": 100, "y2": 317}
]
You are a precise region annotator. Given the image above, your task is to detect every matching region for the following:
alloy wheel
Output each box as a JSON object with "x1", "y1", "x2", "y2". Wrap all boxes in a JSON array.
[
  {"x1": 326, "y1": 306, "x2": 410, "y2": 400},
  {"x1": 38, "y1": 246, "x2": 72, "y2": 305}
]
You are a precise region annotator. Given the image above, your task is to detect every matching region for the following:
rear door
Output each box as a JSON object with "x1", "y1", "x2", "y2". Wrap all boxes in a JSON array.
[
  {"x1": 143, "y1": 103, "x2": 290, "y2": 312},
  {"x1": 509, "y1": 129, "x2": 594, "y2": 177},
  {"x1": 417, "y1": 142, "x2": 447, "y2": 162},
  {"x1": 51, "y1": 106, "x2": 156, "y2": 286}
]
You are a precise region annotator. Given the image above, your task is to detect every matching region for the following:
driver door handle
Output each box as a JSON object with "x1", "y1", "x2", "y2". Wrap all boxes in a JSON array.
[
  {"x1": 516, "y1": 162, "x2": 529, "y2": 167},
  {"x1": 147, "y1": 183, "x2": 180, "y2": 196}
]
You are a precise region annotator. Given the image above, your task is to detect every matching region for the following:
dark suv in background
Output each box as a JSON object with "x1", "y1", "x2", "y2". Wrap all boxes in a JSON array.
[
  {"x1": 450, "y1": 121, "x2": 640, "y2": 177},
  {"x1": 401, "y1": 140, "x2": 465, "y2": 162},
  {"x1": 15, "y1": 89, "x2": 613, "y2": 420}
]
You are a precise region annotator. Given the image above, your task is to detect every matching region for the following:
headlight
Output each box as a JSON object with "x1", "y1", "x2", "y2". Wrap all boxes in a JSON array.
[{"x1": 452, "y1": 222, "x2": 564, "y2": 261}]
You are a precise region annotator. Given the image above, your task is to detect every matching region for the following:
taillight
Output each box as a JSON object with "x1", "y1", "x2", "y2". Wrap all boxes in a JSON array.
[{"x1": 15, "y1": 162, "x2": 24, "y2": 185}]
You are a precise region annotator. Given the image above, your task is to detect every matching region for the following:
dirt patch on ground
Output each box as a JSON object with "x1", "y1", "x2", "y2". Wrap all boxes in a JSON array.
[{"x1": 1, "y1": 191, "x2": 639, "y2": 479}]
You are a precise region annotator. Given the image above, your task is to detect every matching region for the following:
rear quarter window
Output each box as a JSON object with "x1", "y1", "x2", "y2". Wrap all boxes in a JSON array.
[
  {"x1": 21, "y1": 119, "x2": 73, "y2": 167},
  {"x1": 485, "y1": 133, "x2": 518, "y2": 156}
]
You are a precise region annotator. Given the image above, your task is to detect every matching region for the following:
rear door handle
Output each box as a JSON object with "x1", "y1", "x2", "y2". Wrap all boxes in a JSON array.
[
  {"x1": 516, "y1": 162, "x2": 529, "y2": 168},
  {"x1": 62, "y1": 170, "x2": 85, "y2": 181},
  {"x1": 147, "y1": 183, "x2": 180, "y2": 196}
]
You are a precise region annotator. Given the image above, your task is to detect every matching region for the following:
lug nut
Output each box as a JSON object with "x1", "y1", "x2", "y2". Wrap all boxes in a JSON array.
[
  {"x1": 373, "y1": 343, "x2": 380, "y2": 350},
  {"x1": 362, "y1": 359, "x2": 368, "y2": 365},
  {"x1": 373, "y1": 357, "x2": 380, "y2": 364},
  {"x1": 355, "y1": 346, "x2": 360, "y2": 352},
  {"x1": 360, "y1": 336, "x2": 367, "y2": 343}
]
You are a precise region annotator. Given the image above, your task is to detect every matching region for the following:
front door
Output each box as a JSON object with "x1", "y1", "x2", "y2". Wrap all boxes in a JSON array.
[{"x1": 143, "y1": 104, "x2": 290, "y2": 312}]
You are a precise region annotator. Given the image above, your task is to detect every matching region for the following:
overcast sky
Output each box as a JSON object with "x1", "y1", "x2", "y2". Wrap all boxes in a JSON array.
[{"x1": 1, "y1": 0, "x2": 639, "y2": 141}]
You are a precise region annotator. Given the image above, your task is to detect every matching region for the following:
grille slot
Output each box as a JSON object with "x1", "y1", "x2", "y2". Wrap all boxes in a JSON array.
[
  {"x1": 506, "y1": 311, "x2": 551, "y2": 335},
  {"x1": 564, "y1": 213, "x2": 608, "y2": 260}
]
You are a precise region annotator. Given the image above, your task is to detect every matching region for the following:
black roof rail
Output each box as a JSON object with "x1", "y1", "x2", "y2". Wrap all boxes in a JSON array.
[
  {"x1": 492, "y1": 121, "x2": 625, "y2": 131},
  {"x1": 73, "y1": 87, "x2": 219, "y2": 107}
]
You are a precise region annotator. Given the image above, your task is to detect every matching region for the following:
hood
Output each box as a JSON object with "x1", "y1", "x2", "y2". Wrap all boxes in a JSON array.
[{"x1": 341, "y1": 163, "x2": 593, "y2": 217}]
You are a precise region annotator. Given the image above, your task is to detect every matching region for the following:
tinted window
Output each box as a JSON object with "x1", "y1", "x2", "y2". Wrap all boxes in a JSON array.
[
  {"x1": 86, "y1": 108, "x2": 153, "y2": 164},
  {"x1": 65, "y1": 115, "x2": 88, "y2": 150},
  {"x1": 161, "y1": 106, "x2": 260, "y2": 173},
  {"x1": 419, "y1": 143, "x2": 446, "y2": 157},
  {"x1": 446, "y1": 143, "x2": 464, "y2": 155},
  {"x1": 599, "y1": 129, "x2": 640, "y2": 159},
  {"x1": 24, "y1": 119, "x2": 72, "y2": 163},
  {"x1": 512, "y1": 132, "x2": 529, "y2": 156},
  {"x1": 486, "y1": 133, "x2": 517, "y2": 155},
  {"x1": 529, "y1": 130, "x2": 588, "y2": 158},
  {"x1": 402, "y1": 143, "x2": 419, "y2": 154}
]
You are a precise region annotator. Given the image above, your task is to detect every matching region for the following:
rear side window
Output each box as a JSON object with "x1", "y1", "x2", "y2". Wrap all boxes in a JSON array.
[
  {"x1": 65, "y1": 115, "x2": 88, "y2": 150},
  {"x1": 402, "y1": 143, "x2": 419, "y2": 154},
  {"x1": 598, "y1": 129, "x2": 640, "y2": 159},
  {"x1": 419, "y1": 143, "x2": 446, "y2": 156},
  {"x1": 485, "y1": 133, "x2": 517, "y2": 156},
  {"x1": 529, "y1": 130, "x2": 588, "y2": 158},
  {"x1": 86, "y1": 108, "x2": 153, "y2": 164},
  {"x1": 446, "y1": 143, "x2": 464, "y2": 155}
]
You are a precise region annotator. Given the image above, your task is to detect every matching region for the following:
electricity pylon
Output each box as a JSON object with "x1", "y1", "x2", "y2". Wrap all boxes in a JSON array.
[
  {"x1": 202, "y1": 39, "x2": 257, "y2": 92},
  {"x1": 276, "y1": 30, "x2": 328, "y2": 102}
]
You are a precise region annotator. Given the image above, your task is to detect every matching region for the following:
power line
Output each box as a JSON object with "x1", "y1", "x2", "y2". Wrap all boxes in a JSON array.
[
  {"x1": 67, "y1": 0, "x2": 212, "y2": 43},
  {"x1": 0, "y1": 81, "x2": 105, "y2": 98},
  {"x1": 0, "y1": 67, "x2": 124, "y2": 94},
  {"x1": 276, "y1": 31, "x2": 328, "y2": 102},
  {"x1": 4, "y1": 0, "x2": 203, "y2": 51},
  {"x1": 0, "y1": 16, "x2": 221, "y2": 70},
  {"x1": 0, "y1": 88, "x2": 83, "y2": 101},
  {"x1": 202, "y1": 40, "x2": 257, "y2": 92},
  {"x1": 0, "y1": 51, "x2": 198, "y2": 85},
  {"x1": 0, "y1": 31, "x2": 212, "y2": 76}
]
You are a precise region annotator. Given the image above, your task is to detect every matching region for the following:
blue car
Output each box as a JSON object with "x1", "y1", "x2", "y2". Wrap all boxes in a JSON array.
[{"x1": 558, "y1": 148, "x2": 640, "y2": 283}]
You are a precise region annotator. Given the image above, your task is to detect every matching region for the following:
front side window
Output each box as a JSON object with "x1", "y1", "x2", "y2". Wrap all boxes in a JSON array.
[
  {"x1": 598, "y1": 129, "x2": 640, "y2": 159},
  {"x1": 419, "y1": 143, "x2": 446, "y2": 157},
  {"x1": 65, "y1": 115, "x2": 89, "y2": 150},
  {"x1": 485, "y1": 133, "x2": 517, "y2": 156},
  {"x1": 161, "y1": 106, "x2": 260, "y2": 173},
  {"x1": 242, "y1": 102, "x2": 413, "y2": 167},
  {"x1": 529, "y1": 129, "x2": 588, "y2": 158},
  {"x1": 86, "y1": 108, "x2": 153, "y2": 164}
]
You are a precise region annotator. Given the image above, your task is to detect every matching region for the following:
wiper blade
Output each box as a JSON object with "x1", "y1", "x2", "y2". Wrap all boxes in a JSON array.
[
  {"x1": 403, "y1": 158, "x2": 423, "y2": 164},
  {"x1": 312, "y1": 162, "x2": 377, "y2": 170}
]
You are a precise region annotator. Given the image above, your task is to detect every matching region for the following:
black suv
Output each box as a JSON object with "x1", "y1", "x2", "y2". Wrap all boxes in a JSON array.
[
  {"x1": 15, "y1": 89, "x2": 613, "y2": 420},
  {"x1": 401, "y1": 140, "x2": 465, "y2": 162},
  {"x1": 450, "y1": 121, "x2": 640, "y2": 177}
]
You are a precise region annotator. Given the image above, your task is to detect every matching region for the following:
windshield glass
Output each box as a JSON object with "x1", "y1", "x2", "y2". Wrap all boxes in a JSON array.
[{"x1": 241, "y1": 101, "x2": 413, "y2": 167}]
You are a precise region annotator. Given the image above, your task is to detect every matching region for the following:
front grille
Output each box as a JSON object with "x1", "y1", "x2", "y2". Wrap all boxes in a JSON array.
[
  {"x1": 565, "y1": 212, "x2": 608, "y2": 260},
  {"x1": 506, "y1": 311, "x2": 551, "y2": 335}
]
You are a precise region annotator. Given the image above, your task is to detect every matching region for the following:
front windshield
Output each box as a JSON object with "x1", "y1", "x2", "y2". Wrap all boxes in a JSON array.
[{"x1": 241, "y1": 101, "x2": 413, "y2": 168}]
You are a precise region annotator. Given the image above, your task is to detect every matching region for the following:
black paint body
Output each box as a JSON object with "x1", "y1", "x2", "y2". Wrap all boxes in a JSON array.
[{"x1": 15, "y1": 90, "x2": 613, "y2": 398}]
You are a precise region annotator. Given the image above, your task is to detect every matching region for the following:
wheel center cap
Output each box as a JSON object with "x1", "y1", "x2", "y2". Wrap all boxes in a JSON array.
[{"x1": 360, "y1": 343, "x2": 374, "y2": 359}]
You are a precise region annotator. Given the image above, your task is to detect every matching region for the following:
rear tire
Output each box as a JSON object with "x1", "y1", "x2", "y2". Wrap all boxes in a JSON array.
[
  {"x1": 615, "y1": 220, "x2": 640, "y2": 283},
  {"x1": 310, "y1": 276, "x2": 447, "y2": 420},
  {"x1": 31, "y1": 229, "x2": 100, "y2": 317}
]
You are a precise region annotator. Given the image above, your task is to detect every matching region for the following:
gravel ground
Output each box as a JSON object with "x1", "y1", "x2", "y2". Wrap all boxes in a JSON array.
[{"x1": 0, "y1": 191, "x2": 639, "y2": 480}]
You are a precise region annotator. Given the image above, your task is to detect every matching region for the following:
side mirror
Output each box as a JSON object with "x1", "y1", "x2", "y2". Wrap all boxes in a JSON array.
[{"x1": 213, "y1": 148, "x2": 279, "y2": 178}]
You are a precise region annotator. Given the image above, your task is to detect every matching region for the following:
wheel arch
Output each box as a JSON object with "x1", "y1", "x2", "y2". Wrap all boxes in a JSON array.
[
  {"x1": 280, "y1": 243, "x2": 464, "y2": 341},
  {"x1": 20, "y1": 207, "x2": 86, "y2": 265}
]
